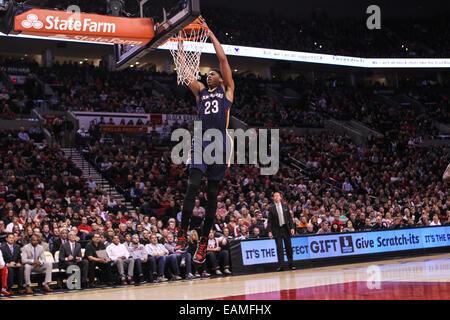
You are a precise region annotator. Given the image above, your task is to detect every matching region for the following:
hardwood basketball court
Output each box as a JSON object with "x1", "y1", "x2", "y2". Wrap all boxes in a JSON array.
[{"x1": 12, "y1": 253, "x2": 450, "y2": 300}]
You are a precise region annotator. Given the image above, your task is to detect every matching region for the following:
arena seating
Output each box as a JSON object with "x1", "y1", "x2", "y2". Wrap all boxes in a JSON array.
[
  {"x1": 14, "y1": 2, "x2": 449, "y2": 58},
  {"x1": 0, "y1": 11, "x2": 449, "y2": 294},
  {"x1": 203, "y1": 7, "x2": 449, "y2": 58}
]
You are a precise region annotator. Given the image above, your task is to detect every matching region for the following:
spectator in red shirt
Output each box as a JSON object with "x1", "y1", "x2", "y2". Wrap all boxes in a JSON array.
[
  {"x1": 233, "y1": 218, "x2": 249, "y2": 237},
  {"x1": 227, "y1": 214, "x2": 237, "y2": 232},
  {"x1": 78, "y1": 217, "x2": 92, "y2": 240},
  {"x1": 331, "y1": 212, "x2": 342, "y2": 227}
]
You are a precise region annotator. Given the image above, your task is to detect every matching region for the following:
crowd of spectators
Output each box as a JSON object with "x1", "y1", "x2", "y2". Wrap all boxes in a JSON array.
[
  {"x1": 304, "y1": 84, "x2": 446, "y2": 142},
  {"x1": 0, "y1": 129, "x2": 236, "y2": 295},
  {"x1": 407, "y1": 88, "x2": 450, "y2": 124},
  {"x1": 23, "y1": 60, "x2": 448, "y2": 135},
  {"x1": 0, "y1": 57, "x2": 43, "y2": 119},
  {"x1": 76, "y1": 120, "x2": 449, "y2": 248},
  {"x1": 389, "y1": 17, "x2": 450, "y2": 58},
  {"x1": 0, "y1": 94, "x2": 448, "y2": 295},
  {"x1": 202, "y1": 7, "x2": 449, "y2": 58},
  {"x1": 4, "y1": 2, "x2": 450, "y2": 59},
  {"x1": 31, "y1": 60, "x2": 324, "y2": 128},
  {"x1": 0, "y1": 86, "x2": 37, "y2": 120},
  {"x1": 27, "y1": 2, "x2": 450, "y2": 59},
  {"x1": 282, "y1": 130, "x2": 449, "y2": 232},
  {"x1": 24, "y1": 0, "x2": 392, "y2": 58},
  {"x1": 0, "y1": 20, "x2": 449, "y2": 295},
  {"x1": 3, "y1": 56, "x2": 447, "y2": 135},
  {"x1": 35, "y1": 61, "x2": 193, "y2": 115},
  {"x1": 232, "y1": 75, "x2": 324, "y2": 128}
]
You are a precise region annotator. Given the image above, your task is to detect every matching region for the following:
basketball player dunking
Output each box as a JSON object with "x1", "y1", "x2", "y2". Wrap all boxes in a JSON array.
[{"x1": 177, "y1": 16, "x2": 234, "y2": 264}]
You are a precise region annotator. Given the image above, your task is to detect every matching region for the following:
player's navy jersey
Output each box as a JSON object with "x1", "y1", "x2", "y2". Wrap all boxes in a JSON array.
[
  {"x1": 188, "y1": 85, "x2": 233, "y2": 178},
  {"x1": 197, "y1": 85, "x2": 232, "y2": 133}
]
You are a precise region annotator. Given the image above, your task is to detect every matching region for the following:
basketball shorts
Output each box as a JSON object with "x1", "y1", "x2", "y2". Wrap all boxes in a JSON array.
[{"x1": 188, "y1": 135, "x2": 230, "y2": 181}]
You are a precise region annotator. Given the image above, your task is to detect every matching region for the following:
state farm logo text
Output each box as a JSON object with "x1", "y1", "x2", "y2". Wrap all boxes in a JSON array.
[{"x1": 21, "y1": 14, "x2": 116, "y2": 33}]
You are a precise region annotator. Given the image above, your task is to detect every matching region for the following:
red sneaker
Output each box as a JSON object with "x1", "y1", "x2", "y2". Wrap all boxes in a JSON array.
[
  {"x1": 193, "y1": 236, "x2": 208, "y2": 264},
  {"x1": 1, "y1": 288, "x2": 12, "y2": 296},
  {"x1": 177, "y1": 229, "x2": 188, "y2": 249}
]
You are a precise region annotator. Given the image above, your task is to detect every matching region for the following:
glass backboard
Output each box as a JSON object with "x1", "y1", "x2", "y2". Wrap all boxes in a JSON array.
[{"x1": 114, "y1": 0, "x2": 200, "y2": 69}]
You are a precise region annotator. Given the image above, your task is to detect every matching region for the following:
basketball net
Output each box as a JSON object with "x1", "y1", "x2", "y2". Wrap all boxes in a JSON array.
[{"x1": 169, "y1": 24, "x2": 209, "y2": 86}]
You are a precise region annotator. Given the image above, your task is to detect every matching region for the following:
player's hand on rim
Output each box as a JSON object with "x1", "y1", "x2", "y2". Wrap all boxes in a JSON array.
[{"x1": 198, "y1": 15, "x2": 212, "y2": 35}]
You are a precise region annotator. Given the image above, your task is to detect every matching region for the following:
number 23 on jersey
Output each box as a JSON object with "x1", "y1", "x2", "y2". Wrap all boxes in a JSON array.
[{"x1": 204, "y1": 100, "x2": 219, "y2": 114}]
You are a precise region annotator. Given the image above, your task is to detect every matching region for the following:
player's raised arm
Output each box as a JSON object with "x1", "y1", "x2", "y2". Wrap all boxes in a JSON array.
[
  {"x1": 189, "y1": 79, "x2": 205, "y2": 102},
  {"x1": 199, "y1": 16, "x2": 235, "y2": 101}
]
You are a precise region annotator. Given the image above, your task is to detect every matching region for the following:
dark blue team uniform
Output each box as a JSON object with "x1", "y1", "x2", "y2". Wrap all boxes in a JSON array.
[{"x1": 189, "y1": 85, "x2": 232, "y2": 181}]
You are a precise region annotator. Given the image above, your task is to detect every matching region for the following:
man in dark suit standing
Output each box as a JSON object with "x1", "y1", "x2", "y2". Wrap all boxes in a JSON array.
[
  {"x1": 1, "y1": 233, "x2": 25, "y2": 294},
  {"x1": 268, "y1": 192, "x2": 296, "y2": 271},
  {"x1": 59, "y1": 231, "x2": 89, "y2": 288}
]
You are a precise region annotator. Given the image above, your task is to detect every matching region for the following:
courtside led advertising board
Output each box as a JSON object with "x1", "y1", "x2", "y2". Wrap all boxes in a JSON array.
[{"x1": 240, "y1": 226, "x2": 450, "y2": 266}]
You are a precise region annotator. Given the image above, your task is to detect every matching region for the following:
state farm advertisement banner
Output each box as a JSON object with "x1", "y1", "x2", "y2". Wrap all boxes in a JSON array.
[{"x1": 14, "y1": 9, "x2": 154, "y2": 46}]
